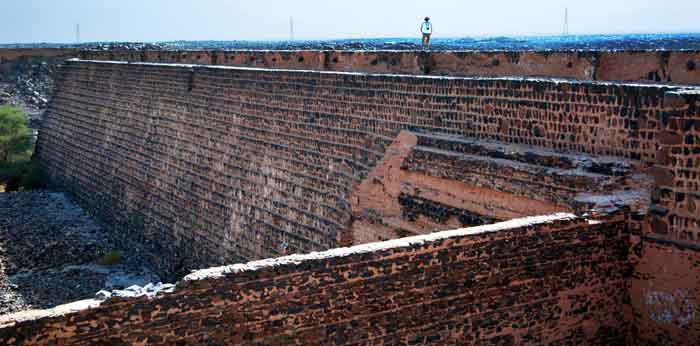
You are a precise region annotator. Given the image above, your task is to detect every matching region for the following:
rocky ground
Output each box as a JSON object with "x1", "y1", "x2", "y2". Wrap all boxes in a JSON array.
[
  {"x1": 0, "y1": 56, "x2": 59, "y2": 132},
  {"x1": 0, "y1": 191, "x2": 159, "y2": 315}
]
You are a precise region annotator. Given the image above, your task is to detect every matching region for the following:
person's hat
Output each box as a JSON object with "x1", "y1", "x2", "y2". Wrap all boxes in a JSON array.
[{"x1": 425, "y1": 17, "x2": 430, "y2": 21}]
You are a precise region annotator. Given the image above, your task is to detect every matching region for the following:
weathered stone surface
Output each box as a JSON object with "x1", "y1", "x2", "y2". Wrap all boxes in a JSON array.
[
  {"x1": 652, "y1": 166, "x2": 676, "y2": 187},
  {"x1": 630, "y1": 239, "x2": 700, "y2": 345}
]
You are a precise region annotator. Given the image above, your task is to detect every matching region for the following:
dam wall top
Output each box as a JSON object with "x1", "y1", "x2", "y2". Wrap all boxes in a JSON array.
[
  {"x1": 80, "y1": 49, "x2": 700, "y2": 84},
  {"x1": 2, "y1": 48, "x2": 700, "y2": 85}
]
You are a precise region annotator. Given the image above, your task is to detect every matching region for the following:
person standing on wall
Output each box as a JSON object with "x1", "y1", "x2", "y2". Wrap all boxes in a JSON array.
[{"x1": 421, "y1": 17, "x2": 433, "y2": 49}]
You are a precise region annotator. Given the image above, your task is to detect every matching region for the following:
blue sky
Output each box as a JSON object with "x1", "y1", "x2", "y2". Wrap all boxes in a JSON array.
[{"x1": 1, "y1": 0, "x2": 699, "y2": 43}]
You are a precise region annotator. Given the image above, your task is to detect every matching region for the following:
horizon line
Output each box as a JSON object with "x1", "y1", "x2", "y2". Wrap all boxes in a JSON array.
[{"x1": 2, "y1": 31, "x2": 700, "y2": 46}]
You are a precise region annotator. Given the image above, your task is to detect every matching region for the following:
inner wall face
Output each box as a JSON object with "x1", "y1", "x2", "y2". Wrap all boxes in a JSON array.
[{"x1": 38, "y1": 60, "x2": 697, "y2": 280}]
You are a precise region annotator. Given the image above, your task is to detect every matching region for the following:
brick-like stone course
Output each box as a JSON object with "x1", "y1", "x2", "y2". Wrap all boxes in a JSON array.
[
  {"x1": 36, "y1": 60, "x2": 700, "y2": 278},
  {"x1": 0, "y1": 214, "x2": 630, "y2": 345}
]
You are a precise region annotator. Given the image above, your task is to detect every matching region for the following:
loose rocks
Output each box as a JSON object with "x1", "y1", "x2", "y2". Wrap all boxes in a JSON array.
[{"x1": 0, "y1": 191, "x2": 160, "y2": 315}]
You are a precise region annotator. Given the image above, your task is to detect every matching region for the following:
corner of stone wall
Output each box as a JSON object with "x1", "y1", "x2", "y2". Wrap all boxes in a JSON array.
[{"x1": 628, "y1": 89, "x2": 700, "y2": 345}]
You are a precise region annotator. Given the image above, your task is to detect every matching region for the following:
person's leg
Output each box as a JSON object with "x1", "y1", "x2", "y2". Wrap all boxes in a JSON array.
[
  {"x1": 422, "y1": 34, "x2": 428, "y2": 49},
  {"x1": 426, "y1": 34, "x2": 431, "y2": 48}
]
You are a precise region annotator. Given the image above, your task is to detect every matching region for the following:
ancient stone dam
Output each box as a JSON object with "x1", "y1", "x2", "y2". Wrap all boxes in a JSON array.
[{"x1": 1, "y1": 50, "x2": 699, "y2": 345}]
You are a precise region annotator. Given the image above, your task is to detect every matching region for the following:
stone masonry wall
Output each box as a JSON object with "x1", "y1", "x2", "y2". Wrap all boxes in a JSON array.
[
  {"x1": 37, "y1": 60, "x2": 700, "y2": 279},
  {"x1": 0, "y1": 214, "x2": 631, "y2": 345},
  {"x1": 80, "y1": 50, "x2": 700, "y2": 84}
]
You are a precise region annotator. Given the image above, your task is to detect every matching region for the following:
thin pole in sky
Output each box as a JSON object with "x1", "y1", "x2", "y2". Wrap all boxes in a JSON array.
[
  {"x1": 563, "y1": 8, "x2": 569, "y2": 35},
  {"x1": 76, "y1": 23, "x2": 81, "y2": 44},
  {"x1": 290, "y1": 17, "x2": 295, "y2": 41}
]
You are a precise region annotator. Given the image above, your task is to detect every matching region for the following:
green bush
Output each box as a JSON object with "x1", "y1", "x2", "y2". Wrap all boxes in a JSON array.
[
  {"x1": 0, "y1": 105, "x2": 32, "y2": 164},
  {"x1": 0, "y1": 105, "x2": 43, "y2": 191}
]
